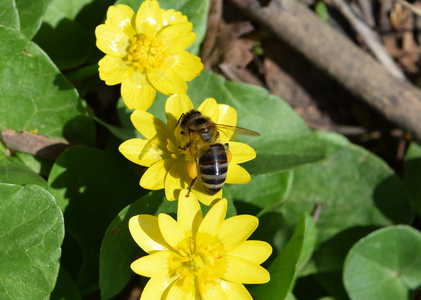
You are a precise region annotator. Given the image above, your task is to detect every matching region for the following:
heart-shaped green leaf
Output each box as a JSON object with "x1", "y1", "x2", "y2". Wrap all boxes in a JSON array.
[
  {"x1": 0, "y1": 184, "x2": 64, "y2": 299},
  {"x1": 344, "y1": 225, "x2": 421, "y2": 300},
  {"x1": 33, "y1": 0, "x2": 101, "y2": 69},
  {"x1": 227, "y1": 171, "x2": 293, "y2": 214},
  {"x1": 0, "y1": 26, "x2": 94, "y2": 142},
  {"x1": 16, "y1": 0, "x2": 51, "y2": 39},
  {"x1": 281, "y1": 131, "x2": 413, "y2": 255},
  {"x1": 47, "y1": 146, "x2": 147, "y2": 290},
  {"x1": 404, "y1": 142, "x2": 421, "y2": 217}
]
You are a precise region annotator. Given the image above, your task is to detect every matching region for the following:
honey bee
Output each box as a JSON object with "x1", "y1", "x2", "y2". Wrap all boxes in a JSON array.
[{"x1": 178, "y1": 109, "x2": 260, "y2": 195}]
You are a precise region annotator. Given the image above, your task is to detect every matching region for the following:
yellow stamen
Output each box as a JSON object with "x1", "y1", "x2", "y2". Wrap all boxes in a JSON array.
[{"x1": 126, "y1": 34, "x2": 168, "y2": 72}]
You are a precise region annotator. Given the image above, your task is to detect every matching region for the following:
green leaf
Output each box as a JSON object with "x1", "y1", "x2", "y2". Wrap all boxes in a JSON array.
[
  {"x1": 47, "y1": 146, "x2": 147, "y2": 290},
  {"x1": 343, "y1": 225, "x2": 421, "y2": 300},
  {"x1": 404, "y1": 142, "x2": 421, "y2": 217},
  {"x1": 286, "y1": 293, "x2": 297, "y2": 300},
  {"x1": 99, "y1": 191, "x2": 165, "y2": 300},
  {"x1": 51, "y1": 268, "x2": 81, "y2": 300},
  {"x1": 15, "y1": 152, "x2": 54, "y2": 177},
  {"x1": 33, "y1": 19, "x2": 91, "y2": 70},
  {"x1": 15, "y1": 0, "x2": 51, "y2": 39},
  {"x1": 0, "y1": 184, "x2": 64, "y2": 299},
  {"x1": 33, "y1": 0, "x2": 105, "y2": 69},
  {"x1": 293, "y1": 274, "x2": 330, "y2": 300},
  {"x1": 227, "y1": 171, "x2": 293, "y2": 214},
  {"x1": 0, "y1": 0, "x2": 20, "y2": 30},
  {"x1": 42, "y1": 0, "x2": 94, "y2": 26},
  {"x1": 296, "y1": 214, "x2": 317, "y2": 272},
  {"x1": 280, "y1": 131, "x2": 413, "y2": 264},
  {"x1": 118, "y1": 0, "x2": 209, "y2": 55},
  {"x1": 0, "y1": 26, "x2": 95, "y2": 143},
  {"x1": 0, "y1": 149, "x2": 47, "y2": 187},
  {"x1": 250, "y1": 214, "x2": 308, "y2": 300}
]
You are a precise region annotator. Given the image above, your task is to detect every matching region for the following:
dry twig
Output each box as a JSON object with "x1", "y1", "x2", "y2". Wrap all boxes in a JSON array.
[
  {"x1": 393, "y1": 0, "x2": 421, "y2": 16},
  {"x1": 330, "y1": 0, "x2": 405, "y2": 79},
  {"x1": 230, "y1": 0, "x2": 421, "y2": 143}
]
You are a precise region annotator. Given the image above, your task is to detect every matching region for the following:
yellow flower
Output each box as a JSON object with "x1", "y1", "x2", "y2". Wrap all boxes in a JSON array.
[
  {"x1": 119, "y1": 94, "x2": 257, "y2": 205},
  {"x1": 95, "y1": 1, "x2": 203, "y2": 111},
  {"x1": 129, "y1": 190, "x2": 272, "y2": 299}
]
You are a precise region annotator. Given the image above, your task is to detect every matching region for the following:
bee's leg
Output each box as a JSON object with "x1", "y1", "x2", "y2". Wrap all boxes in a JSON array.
[
  {"x1": 186, "y1": 158, "x2": 199, "y2": 197},
  {"x1": 179, "y1": 141, "x2": 190, "y2": 151}
]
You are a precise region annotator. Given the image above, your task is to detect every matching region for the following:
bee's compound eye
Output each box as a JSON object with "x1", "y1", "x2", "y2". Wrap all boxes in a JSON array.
[{"x1": 180, "y1": 130, "x2": 184, "y2": 135}]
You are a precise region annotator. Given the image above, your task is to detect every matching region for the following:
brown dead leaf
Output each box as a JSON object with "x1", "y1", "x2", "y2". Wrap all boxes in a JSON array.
[
  {"x1": 200, "y1": 1, "x2": 256, "y2": 70},
  {"x1": 384, "y1": 2, "x2": 421, "y2": 74},
  {"x1": 1, "y1": 129, "x2": 69, "y2": 160},
  {"x1": 200, "y1": 0, "x2": 222, "y2": 64}
]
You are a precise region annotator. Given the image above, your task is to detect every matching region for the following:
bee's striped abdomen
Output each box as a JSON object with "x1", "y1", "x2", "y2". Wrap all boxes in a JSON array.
[{"x1": 199, "y1": 143, "x2": 228, "y2": 195}]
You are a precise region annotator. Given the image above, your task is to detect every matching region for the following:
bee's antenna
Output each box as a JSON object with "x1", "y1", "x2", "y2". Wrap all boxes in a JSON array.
[{"x1": 175, "y1": 113, "x2": 185, "y2": 129}]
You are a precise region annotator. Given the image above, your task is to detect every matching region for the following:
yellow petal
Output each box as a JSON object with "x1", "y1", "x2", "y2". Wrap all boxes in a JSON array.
[
  {"x1": 95, "y1": 24, "x2": 130, "y2": 57},
  {"x1": 166, "y1": 281, "x2": 196, "y2": 300},
  {"x1": 227, "y1": 241, "x2": 272, "y2": 265},
  {"x1": 131, "y1": 251, "x2": 173, "y2": 277},
  {"x1": 177, "y1": 189, "x2": 203, "y2": 236},
  {"x1": 98, "y1": 55, "x2": 131, "y2": 85},
  {"x1": 129, "y1": 215, "x2": 169, "y2": 253},
  {"x1": 165, "y1": 160, "x2": 190, "y2": 201},
  {"x1": 131, "y1": 110, "x2": 168, "y2": 140},
  {"x1": 140, "y1": 160, "x2": 168, "y2": 190},
  {"x1": 197, "y1": 198, "x2": 227, "y2": 240},
  {"x1": 141, "y1": 276, "x2": 176, "y2": 300},
  {"x1": 165, "y1": 51, "x2": 204, "y2": 81},
  {"x1": 147, "y1": 63, "x2": 188, "y2": 96},
  {"x1": 157, "y1": 23, "x2": 196, "y2": 53},
  {"x1": 217, "y1": 105, "x2": 237, "y2": 140},
  {"x1": 222, "y1": 256, "x2": 270, "y2": 284},
  {"x1": 121, "y1": 71, "x2": 156, "y2": 110},
  {"x1": 218, "y1": 215, "x2": 258, "y2": 252},
  {"x1": 191, "y1": 179, "x2": 223, "y2": 206},
  {"x1": 225, "y1": 164, "x2": 250, "y2": 184},
  {"x1": 198, "y1": 98, "x2": 219, "y2": 123},
  {"x1": 158, "y1": 213, "x2": 188, "y2": 250},
  {"x1": 162, "y1": 9, "x2": 188, "y2": 26},
  {"x1": 198, "y1": 279, "x2": 228, "y2": 300},
  {"x1": 119, "y1": 138, "x2": 160, "y2": 167},
  {"x1": 104, "y1": 5, "x2": 136, "y2": 37},
  {"x1": 136, "y1": 0, "x2": 162, "y2": 35},
  {"x1": 228, "y1": 142, "x2": 256, "y2": 164},
  {"x1": 165, "y1": 94, "x2": 194, "y2": 130},
  {"x1": 215, "y1": 280, "x2": 253, "y2": 300}
]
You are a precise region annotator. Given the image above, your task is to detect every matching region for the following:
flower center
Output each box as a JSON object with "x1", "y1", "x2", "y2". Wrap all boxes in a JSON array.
[
  {"x1": 127, "y1": 34, "x2": 167, "y2": 72},
  {"x1": 187, "y1": 253, "x2": 205, "y2": 274},
  {"x1": 177, "y1": 238, "x2": 226, "y2": 281}
]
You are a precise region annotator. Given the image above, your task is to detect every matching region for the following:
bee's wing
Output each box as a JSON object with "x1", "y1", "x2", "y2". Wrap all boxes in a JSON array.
[{"x1": 215, "y1": 124, "x2": 260, "y2": 140}]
